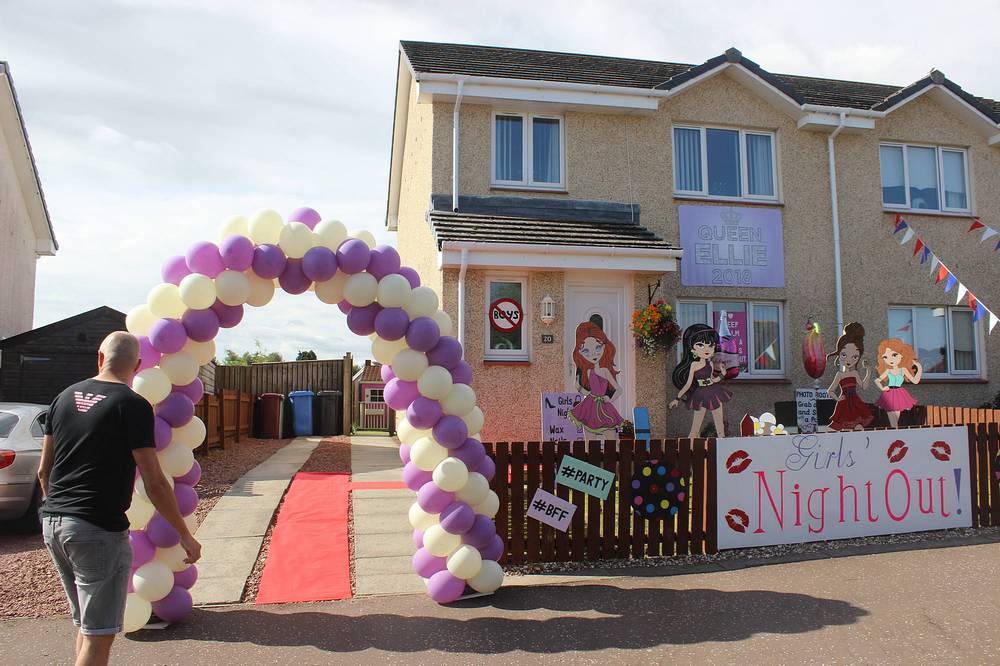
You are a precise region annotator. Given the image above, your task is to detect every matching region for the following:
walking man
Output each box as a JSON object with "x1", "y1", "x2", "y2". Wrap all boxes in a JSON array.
[{"x1": 37, "y1": 331, "x2": 201, "y2": 666}]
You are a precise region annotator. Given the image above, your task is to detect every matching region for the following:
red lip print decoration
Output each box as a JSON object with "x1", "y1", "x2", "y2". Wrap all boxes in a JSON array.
[
  {"x1": 930, "y1": 441, "x2": 952, "y2": 462},
  {"x1": 887, "y1": 440, "x2": 908, "y2": 464},
  {"x1": 725, "y1": 508, "x2": 749, "y2": 533},
  {"x1": 726, "y1": 450, "x2": 752, "y2": 474}
]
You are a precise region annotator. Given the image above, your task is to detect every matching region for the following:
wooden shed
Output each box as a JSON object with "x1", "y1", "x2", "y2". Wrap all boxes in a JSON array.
[{"x1": 0, "y1": 306, "x2": 126, "y2": 405}]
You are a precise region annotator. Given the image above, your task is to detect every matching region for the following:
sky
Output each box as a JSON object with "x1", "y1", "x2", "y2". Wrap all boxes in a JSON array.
[{"x1": 4, "y1": 0, "x2": 999, "y2": 361}]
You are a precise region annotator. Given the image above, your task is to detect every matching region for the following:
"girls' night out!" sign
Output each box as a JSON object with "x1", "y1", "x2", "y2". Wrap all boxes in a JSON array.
[
  {"x1": 678, "y1": 205, "x2": 784, "y2": 287},
  {"x1": 715, "y1": 426, "x2": 971, "y2": 549}
]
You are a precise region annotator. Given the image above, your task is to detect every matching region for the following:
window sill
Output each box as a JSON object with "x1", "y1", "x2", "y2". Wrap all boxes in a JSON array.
[
  {"x1": 919, "y1": 377, "x2": 988, "y2": 384},
  {"x1": 674, "y1": 195, "x2": 783, "y2": 207},
  {"x1": 483, "y1": 359, "x2": 531, "y2": 366},
  {"x1": 728, "y1": 377, "x2": 790, "y2": 384},
  {"x1": 490, "y1": 185, "x2": 568, "y2": 194},
  {"x1": 883, "y1": 208, "x2": 976, "y2": 219}
]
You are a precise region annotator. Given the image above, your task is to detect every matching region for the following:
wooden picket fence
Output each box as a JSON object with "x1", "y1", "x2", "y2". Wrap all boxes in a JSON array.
[
  {"x1": 192, "y1": 390, "x2": 252, "y2": 455},
  {"x1": 925, "y1": 405, "x2": 1000, "y2": 426}
]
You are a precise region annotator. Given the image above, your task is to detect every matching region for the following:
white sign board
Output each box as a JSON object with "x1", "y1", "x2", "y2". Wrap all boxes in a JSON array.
[
  {"x1": 795, "y1": 388, "x2": 829, "y2": 433},
  {"x1": 715, "y1": 426, "x2": 971, "y2": 549},
  {"x1": 526, "y1": 488, "x2": 576, "y2": 532},
  {"x1": 541, "y1": 392, "x2": 584, "y2": 441}
]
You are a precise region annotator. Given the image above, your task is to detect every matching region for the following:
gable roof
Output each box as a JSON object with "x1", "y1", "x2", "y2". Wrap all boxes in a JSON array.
[{"x1": 0, "y1": 306, "x2": 125, "y2": 347}]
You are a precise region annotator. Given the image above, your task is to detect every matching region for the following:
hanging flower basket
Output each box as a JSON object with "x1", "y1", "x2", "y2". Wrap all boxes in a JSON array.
[{"x1": 630, "y1": 300, "x2": 681, "y2": 357}]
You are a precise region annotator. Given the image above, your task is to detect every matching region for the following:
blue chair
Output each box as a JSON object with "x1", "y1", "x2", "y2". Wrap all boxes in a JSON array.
[{"x1": 633, "y1": 407, "x2": 651, "y2": 448}]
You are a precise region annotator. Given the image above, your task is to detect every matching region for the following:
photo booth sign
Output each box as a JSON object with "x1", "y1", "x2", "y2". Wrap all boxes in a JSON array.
[
  {"x1": 679, "y1": 205, "x2": 784, "y2": 287},
  {"x1": 716, "y1": 426, "x2": 971, "y2": 549}
]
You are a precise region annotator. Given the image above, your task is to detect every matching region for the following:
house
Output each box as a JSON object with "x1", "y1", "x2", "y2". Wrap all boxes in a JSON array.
[
  {"x1": 387, "y1": 41, "x2": 1000, "y2": 440},
  {"x1": 354, "y1": 359, "x2": 386, "y2": 404},
  {"x1": 0, "y1": 62, "x2": 56, "y2": 340}
]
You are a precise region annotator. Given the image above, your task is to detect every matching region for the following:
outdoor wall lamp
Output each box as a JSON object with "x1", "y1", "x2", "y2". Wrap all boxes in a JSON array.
[{"x1": 540, "y1": 295, "x2": 556, "y2": 325}]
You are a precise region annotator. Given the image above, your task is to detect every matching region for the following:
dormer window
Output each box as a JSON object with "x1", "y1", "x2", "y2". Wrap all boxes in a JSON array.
[
  {"x1": 673, "y1": 125, "x2": 778, "y2": 202},
  {"x1": 492, "y1": 112, "x2": 565, "y2": 190}
]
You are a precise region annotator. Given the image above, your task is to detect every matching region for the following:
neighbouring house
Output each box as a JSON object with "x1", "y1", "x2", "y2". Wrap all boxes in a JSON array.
[
  {"x1": 386, "y1": 41, "x2": 1000, "y2": 440},
  {"x1": 353, "y1": 359, "x2": 390, "y2": 431},
  {"x1": 0, "y1": 61, "x2": 56, "y2": 340}
]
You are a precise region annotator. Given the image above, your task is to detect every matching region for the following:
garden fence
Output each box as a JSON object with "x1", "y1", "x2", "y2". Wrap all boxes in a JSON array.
[{"x1": 192, "y1": 389, "x2": 252, "y2": 455}]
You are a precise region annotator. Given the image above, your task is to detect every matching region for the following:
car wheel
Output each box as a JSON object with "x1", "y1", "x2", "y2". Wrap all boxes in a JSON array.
[{"x1": 11, "y1": 484, "x2": 42, "y2": 534}]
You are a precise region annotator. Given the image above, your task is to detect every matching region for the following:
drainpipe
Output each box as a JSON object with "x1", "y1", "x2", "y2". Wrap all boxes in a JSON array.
[
  {"x1": 452, "y1": 79, "x2": 464, "y2": 211},
  {"x1": 457, "y1": 248, "x2": 469, "y2": 347},
  {"x1": 828, "y1": 112, "x2": 847, "y2": 333}
]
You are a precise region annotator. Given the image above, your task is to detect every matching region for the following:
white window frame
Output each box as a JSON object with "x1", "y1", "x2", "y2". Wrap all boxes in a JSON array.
[
  {"x1": 675, "y1": 299, "x2": 786, "y2": 378},
  {"x1": 887, "y1": 305, "x2": 984, "y2": 378},
  {"x1": 672, "y1": 125, "x2": 779, "y2": 202},
  {"x1": 879, "y1": 142, "x2": 972, "y2": 214},
  {"x1": 485, "y1": 275, "x2": 530, "y2": 361},
  {"x1": 365, "y1": 388, "x2": 384, "y2": 403},
  {"x1": 491, "y1": 111, "x2": 566, "y2": 190}
]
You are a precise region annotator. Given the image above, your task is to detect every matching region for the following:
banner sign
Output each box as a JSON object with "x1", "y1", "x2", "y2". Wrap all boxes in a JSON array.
[
  {"x1": 679, "y1": 205, "x2": 784, "y2": 288},
  {"x1": 526, "y1": 488, "x2": 576, "y2": 531},
  {"x1": 716, "y1": 426, "x2": 971, "y2": 549},
  {"x1": 556, "y1": 455, "x2": 615, "y2": 500},
  {"x1": 794, "y1": 388, "x2": 830, "y2": 434},
  {"x1": 541, "y1": 392, "x2": 584, "y2": 441}
]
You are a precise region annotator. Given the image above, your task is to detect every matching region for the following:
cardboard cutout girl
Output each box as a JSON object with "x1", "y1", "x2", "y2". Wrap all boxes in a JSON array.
[
  {"x1": 669, "y1": 323, "x2": 732, "y2": 438},
  {"x1": 568, "y1": 321, "x2": 624, "y2": 434},
  {"x1": 874, "y1": 338, "x2": 923, "y2": 428},
  {"x1": 825, "y1": 322, "x2": 874, "y2": 431}
]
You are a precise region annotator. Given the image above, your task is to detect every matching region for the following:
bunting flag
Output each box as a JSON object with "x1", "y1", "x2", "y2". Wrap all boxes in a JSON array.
[
  {"x1": 956, "y1": 283, "x2": 968, "y2": 305},
  {"x1": 936, "y1": 264, "x2": 948, "y2": 283},
  {"x1": 899, "y1": 228, "x2": 914, "y2": 244},
  {"x1": 920, "y1": 246, "x2": 931, "y2": 264},
  {"x1": 968, "y1": 218, "x2": 986, "y2": 233},
  {"x1": 944, "y1": 273, "x2": 957, "y2": 292},
  {"x1": 990, "y1": 312, "x2": 999, "y2": 334},
  {"x1": 983, "y1": 227, "x2": 999, "y2": 243},
  {"x1": 964, "y1": 217, "x2": 1000, "y2": 250},
  {"x1": 913, "y1": 238, "x2": 924, "y2": 256},
  {"x1": 929, "y1": 254, "x2": 940, "y2": 275}
]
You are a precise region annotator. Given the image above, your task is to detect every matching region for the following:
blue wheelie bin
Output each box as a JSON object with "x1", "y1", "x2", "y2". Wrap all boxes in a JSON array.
[{"x1": 288, "y1": 390, "x2": 316, "y2": 437}]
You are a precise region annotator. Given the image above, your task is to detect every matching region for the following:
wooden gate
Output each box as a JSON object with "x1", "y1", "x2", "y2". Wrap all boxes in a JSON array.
[{"x1": 355, "y1": 401, "x2": 391, "y2": 432}]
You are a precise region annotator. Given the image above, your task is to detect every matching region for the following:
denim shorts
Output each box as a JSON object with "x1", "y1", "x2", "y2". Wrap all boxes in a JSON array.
[{"x1": 42, "y1": 515, "x2": 132, "y2": 635}]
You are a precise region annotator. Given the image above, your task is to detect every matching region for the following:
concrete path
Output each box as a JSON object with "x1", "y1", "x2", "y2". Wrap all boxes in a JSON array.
[
  {"x1": 192, "y1": 437, "x2": 321, "y2": 606},
  {"x1": 350, "y1": 436, "x2": 425, "y2": 597}
]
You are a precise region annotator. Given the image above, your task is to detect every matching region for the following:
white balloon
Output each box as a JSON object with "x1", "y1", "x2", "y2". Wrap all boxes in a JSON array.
[
  {"x1": 159, "y1": 352, "x2": 199, "y2": 386},
  {"x1": 183, "y1": 338, "x2": 216, "y2": 366},
  {"x1": 417, "y1": 366, "x2": 452, "y2": 401},
  {"x1": 408, "y1": 502, "x2": 439, "y2": 531},
  {"x1": 462, "y1": 407, "x2": 485, "y2": 436},
  {"x1": 404, "y1": 287, "x2": 439, "y2": 319},
  {"x1": 423, "y1": 524, "x2": 461, "y2": 557},
  {"x1": 432, "y1": 310, "x2": 453, "y2": 337},
  {"x1": 441, "y1": 383, "x2": 476, "y2": 417},
  {"x1": 156, "y1": 543, "x2": 191, "y2": 572},
  {"x1": 246, "y1": 272, "x2": 275, "y2": 307},
  {"x1": 313, "y1": 218, "x2": 348, "y2": 250},
  {"x1": 314, "y1": 272, "x2": 348, "y2": 305},
  {"x1": 343, "y1": 273, "x2": 378, "y2": 307},
  {"x1": 134, "y1": 475, "x2": 173, "y2": 501},
  {"x1": 349, "y1": 229, "x2": 376, "y2": 248},
  {"x1": 371, "y1": 336, "x2": 408, "y2": 366},
  {"x1": 178, "y1": 273, "x2": 217, "y2": 310},
  {"x1": 411, "y1": 436, "x2": 448, "y2": 471},
  {"x1": 133, "y1": 368, "x2": 171, "y2": 405},
  {"x1": 123, "y1": 594, "x2": 152, "y2": 633},
  {"x1": 446, "y1": 544, "x2": 483, "y2": 580},
  {"x1": 147, "y1": 283, "x2": 186, "y2": 319},
  {"x1": 433, "y1": 457, "x2": 469, "y2": 492},
  {"x1": 184, "y1": 513, "x2": 199, "y2": 534},
  {"x1": 219, "y1": 215, "x2": 250, "y2": 241},
  {"x1": 397, "y1": 419, "x2": 430, "y2": 446},
  {"x1": 215, "y1": 270, "x2": 251, "y2": 306},
  {"x1": 278, "y1": 221, "x2": 316, "y2": 259},
  {"x1": 173, "y1": 417, "x2": 207, "y2": 450},
  {"x1": 158, "y1": 443, "x2": 195, "y2": 478},
  {"x1": 126, "y1": 305, "x2": 157, "y2": 336},
  {"x1": 392, "y1": 349, "x2": 428, "y2": 382},
  {"x1": 377, "y1": 274, "x2": 412, "y2": 308},
  {"x1": 125, "y1": 494, "x2": 155, "y2": 529},
  {"x1": 133, "y1": 561, "x2": 174, "y2": 602},
  {"x1": 468, "y1": 560, "x2": 504, "y2": 594},
  {"x1": 249, "y1": 209, "x2": 283, "y2": 245},
  {"x1": 474, "y1": 490, "x2": 500, "y2": 518},
  {"x1": 455, "y1": 472, "x2": 490, "y2": 506}
]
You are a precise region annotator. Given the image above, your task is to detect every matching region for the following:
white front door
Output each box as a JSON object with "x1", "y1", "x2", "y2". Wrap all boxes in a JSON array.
[{"x1": 564, "y1": 276, "x2": 633, "y2": 435}]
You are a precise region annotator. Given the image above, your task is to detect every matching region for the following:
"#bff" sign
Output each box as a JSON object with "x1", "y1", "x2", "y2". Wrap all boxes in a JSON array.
[{"x1": 526, "y1": 489, "x2": 576, "y2": 532}]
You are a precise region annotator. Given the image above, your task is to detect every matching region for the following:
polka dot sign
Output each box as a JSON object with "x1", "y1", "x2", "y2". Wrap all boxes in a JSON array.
[{"x1": 629, "y1": 459, "x2": 687, "y2": 520}]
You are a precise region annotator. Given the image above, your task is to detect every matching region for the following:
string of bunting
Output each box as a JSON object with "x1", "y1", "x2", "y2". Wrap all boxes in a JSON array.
[
  {"x1": 891, "y1": 213, "x2": 999, "y2": 334},
  {"x1": 967, "y1": 217, "x2": 1000, "y2": 251}
]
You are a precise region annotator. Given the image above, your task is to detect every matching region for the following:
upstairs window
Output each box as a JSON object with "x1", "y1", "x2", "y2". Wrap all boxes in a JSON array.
[
  {"x1": 673, "y1": 126, "x2": 777, "y2": 200},
  {"x1": 887, "y1": 306, "x2": 981, "y2": 377},
  {"x1": 880, "y1": 143, "x2": 970, "y2": 212},
  {"x1": 492, "y1": 112, "x2": 564, "y2": 189}
]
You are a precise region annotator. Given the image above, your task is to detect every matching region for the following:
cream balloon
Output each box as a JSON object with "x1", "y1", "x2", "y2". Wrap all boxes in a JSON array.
[
  {"x1": 392, "y1": 349, "x2": 428, "y2": 382},
  {"x1": 446, "y1": 544, "x2": 483, "y2": 580},
  {"x1": 157, "y1": 443, "x2": 195, "y2": 478},
  {"x1": 278, "y1": 221, "x2": 316, "y2": 259},
  {"x1": 403, "y1": 287, "x2": 439, "y2": 319},
  {"x1": 183, "y1": 338, "x2": 216, "y2": 366},
  {"x1": 468, "y1": 560, "x2": 504, "y2": 594},
  {"x1": 441, "y1": 383, "x2": 476, "y2": 417},
  {"x1": 123, "y1": 594, "x2": 152, "y2": 633},
  {"x1": 184, "y1": 513, "x2": 199, "y2": 534},
  {"x1": 348, "y1": 229, "x2": 377, "y2": 249},
  {"x1": 473, "y1": 490, "x2": 500, "y2": 518},
  {"x1": 158, "y1": 352, "x2": 199, "y2": 386},
  {"x1": 431, "y1": 310, "x2": 453, "y2": 337},
  {"x1": 147, "y1": 283, "x2": 186, "y2": 319},
  {"x1": 134, "y1": 475, "x2": 173, "y2": 501},
  {"x1": 423, "y1": 524, "x2": 462, "y2": 558},
  {"x1": 432, "y1": 457, "x2": 469, "y2": 493},
  {"x1": 249, "y1": 209, "x2": 283, "y2": 245},
  {"x1": 462, "y1": 407, "x2": 485, "y2": 436},
  {"x1": 417, "y1": 366, "x2": 452, "y2": 401},
  {"x1": 246, "y1": 272, "x2": 275, "y2": 307},
  {"x1": 455, "y1": 472, "x2": 490, "y2": 506},
  {"x1": 219, "y1": 215, "x2": 250, "y2": 241},
  {"x1": 156, "y1": 543, "x2": 191, "y2": 572},
  {"x1": 397, "y1": 419, "x2": 430, "y2": 446},
  {"x1": 125, "y1": 494, "x2": 155, "y2": 528},
  {"x1": 133, "y1": 368, "x2": 171, "y2": 405},
  {"x1": 343, "y1": 273, "x2": 378, "y2": 307},
  {"x1": 371, "y1": 336, "x2": 408, "y2": 366},
  {"x1": 126, "y1": 305, "x2": 157, "y2": 336},
  {"x1": 313, "y1": 218, "x2": 348, "y2": 250},
  {"x1": 215, "y1": 270, "x2": 251, "y2": 306},
  {"x1": 314, "y1": 272, "x2": 348, "y2": 305},
  {"x1": 178, "y1": 273, "x2": 217, "y2": 310},
  {"x1": 408, "y1": 502, "x2": 439, "y2": 531},
  {"x1": 133, "y1": 561, "x2": 174, "y2": 602},
  {"x1": 172, "y1": 417, "x2": 207, "y2": 450},
  {"x1": 410, "y1": 436, "x2": 449, "y2": 471},
  {"x1": 376, "y1": 274, "x2": 412, "y2": 308}
]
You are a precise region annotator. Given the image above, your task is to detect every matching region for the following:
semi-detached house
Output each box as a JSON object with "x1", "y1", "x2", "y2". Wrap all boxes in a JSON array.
[{"x1": 386, "y1": 41, "x2": 1000, "y2": 440}]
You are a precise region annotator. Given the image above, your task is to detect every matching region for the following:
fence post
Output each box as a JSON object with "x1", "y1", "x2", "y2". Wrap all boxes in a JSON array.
[{"x1": 342, "y1": 352, "x2": 353, "y2": 436}]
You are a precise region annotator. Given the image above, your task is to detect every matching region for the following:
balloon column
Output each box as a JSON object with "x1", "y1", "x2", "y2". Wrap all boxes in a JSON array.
[{"x1": 122, "y1": 208, "x2": 503, "y2": 629}]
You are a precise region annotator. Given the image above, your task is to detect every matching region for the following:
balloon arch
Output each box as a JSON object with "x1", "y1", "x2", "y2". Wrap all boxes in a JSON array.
[{"x1": 121, "y1": 207, "x2": 503, "y2": 630}]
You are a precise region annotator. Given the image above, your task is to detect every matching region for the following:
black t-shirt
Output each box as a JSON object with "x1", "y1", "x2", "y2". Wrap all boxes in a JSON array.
[{"x1": 42, "y1": 378, "x2": 155, "y2": 531}]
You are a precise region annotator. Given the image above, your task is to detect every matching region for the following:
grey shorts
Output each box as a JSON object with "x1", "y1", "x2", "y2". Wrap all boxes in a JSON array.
[{"x1": 42, "y1": 514, "x2": 132, "y2": 635}]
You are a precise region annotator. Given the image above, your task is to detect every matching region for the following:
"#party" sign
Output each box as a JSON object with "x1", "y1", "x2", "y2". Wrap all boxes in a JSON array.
[
  {"x1": 526, "y1": 489, "x2": 576, "y2": 532},
  {"x1": 715, "y1": 426, "x2": 971, "y2": 549},
  {"x1": 556, "y1": 455, "x2": 615, "y2": 500}
]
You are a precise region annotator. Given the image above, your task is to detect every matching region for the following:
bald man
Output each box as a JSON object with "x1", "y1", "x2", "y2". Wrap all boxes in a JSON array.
[{"x1": 38, "y1": 331, "x2": 201, "y2": 666}]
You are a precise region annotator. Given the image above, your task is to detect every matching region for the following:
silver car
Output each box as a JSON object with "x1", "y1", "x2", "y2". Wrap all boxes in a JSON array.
[{"x1": 0, "y1": 403, "x2": 47, "y2": 531}]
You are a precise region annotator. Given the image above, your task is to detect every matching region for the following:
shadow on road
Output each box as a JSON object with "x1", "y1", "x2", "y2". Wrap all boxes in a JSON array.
[{"x1": 129, "y1": 584, "x2": 868, "y2": 654}]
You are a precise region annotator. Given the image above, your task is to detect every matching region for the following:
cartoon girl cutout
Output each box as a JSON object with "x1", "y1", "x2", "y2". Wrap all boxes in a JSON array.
[
  {"x1": 825, "y1": 322, "x2": 874, "y2": 431},
  {"x1": 568, "y1": 321, "x2": 625, "y2": 434},
  {"x1": 669, "y1": 324, "x2": 732, "y2": 438},
  {"x1": 874, "y1": 338, "x2": 923, "y2": 428}
]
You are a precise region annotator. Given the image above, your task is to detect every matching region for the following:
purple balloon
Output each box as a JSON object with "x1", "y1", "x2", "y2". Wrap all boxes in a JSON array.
[
  {"x1": 220, "y1": 235, "x2": 254, "y2": 271},
  {"x1": 174, "y1": 459, "x2": 202, "y2": 486},
  {"x1": 174, "y1": 566, "x2": 198, "y2": 590},
  {"x1": 398, "y1": 443, "x2": 411, "y2": 465},
  {"x1": 366, "y1": 245, "x2": 401, "y2": 280},
  {"x1": 412, "y1": 529, "x2": 424, "y2": 549},
  {"x1": 211, "y1": 301, "x2": 244, "y2": 329},
  {"x1": 185, "y1": 241, "x2": 224, "y2": 278},
  {"x1": 407, "y1": 397, "x2": 442, "y2": 430},
  {"x1": 433, "y1": 415, "x2": 468, "y2": 449},
  {"x1": 146, "y1": 513, "x2": 180, "y2": 548},
  {"x1": 149, "y1": 319, "x2": 187, "y2": 355},
  {"x1": 451, "y1": 361, "x2": 473, "y2": 386},
  {"x1": 289, "y1": 206, "x2": 321, "y2": 229},
  {"x1": 481, "y1": 533, "x2": 505, "y2": 562},
  {"x1": 151, "y1": 586, "x2": 192, "y2": 623},
  {"x1": 137, "y1": 336, "x2": 161, "y2": 372},
  {"x1": 464, "y1": 515, "x2": 496, "y2": 549},
  {"x1": 477, "y1": 454, "x2": 496, "y2": 482},
  {"x1": 154, "y1": 417, "x2": 172, "y2": 452},
  {"x1": 129, "y1": 530, "x2": 156, "y2": 567},
  {"x1": 374, "y1": 307, "x2": 410, "y2": 341},
  {"x1": 384, "y1": 378, "x2": 420, "y2": 411},
  {"x1": 161, "y1": 255, "x2": 190, "y2": 285},
  {"x1": 452, "y1": 438, "x2": 486, "y2": 470},
  {"x1": 398, "y1": 266, "x2": 421, "y2": 289},
  {"x1": 174, "y1": 378, "x2": 204, "y2": 404},
  {"x1": 278, "y1": 259, "x2": 311, "y2": 294},
  {"x1": 439, "y1": 501, "x2": 475, "y2": 535},
  {"x1": 380, "y1": 364, "x2": 396, "y2": 383},
  {"x1": 427, "y1": 570, "x2": 465, "y2": 604},
  {"x1": 252, "y1": 244, "x2": 286, "y2": 279},
  {"x1": 412, "y1": 547, "x2": 448, "y2": 578},
  {"x1": 403, "y1": 462, "x2": 433, "y2": 492},
  {"x1": 417, "y1": 481, "x2": 455, "y2": 513},
  {"x1": 406, "y1": 317, "x2": 441, "y2": 353},
  {"x1": 427, "y1": 336, "x2": 462, "y2": 369},
  {"x1": 181, "y1": 307, "x2": 220, "y2": 342},
  {"x1": 337, "y1": 300, "x2": 352, "y2": 314},
  {"x1": 301, "y1": 246, "x2": 337, "y2": 282},
  {"x1": 336, "y1": 238, "x2": 371, "y2": 274},
  {"x1": 174, "y1": 483, "x2": 198, "y2": 516},
  {"x1": 346, "y1": 303, "x2": 382, "y2": 336},
  {"x1": 156, "y1": 392, "x2": 194, "y2": 428}
]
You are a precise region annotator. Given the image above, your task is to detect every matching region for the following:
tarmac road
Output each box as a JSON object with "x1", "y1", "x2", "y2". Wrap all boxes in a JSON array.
[{"x1": 4, "y1": 541, "x2": 998, "y2": 665}]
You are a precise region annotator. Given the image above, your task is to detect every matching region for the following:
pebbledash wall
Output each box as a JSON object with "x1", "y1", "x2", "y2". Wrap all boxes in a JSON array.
[{"x1": 395, "y1": 66, "x2": 1000, "y2": 440}]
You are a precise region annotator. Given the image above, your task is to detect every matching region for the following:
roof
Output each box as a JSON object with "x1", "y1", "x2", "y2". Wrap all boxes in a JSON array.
[
  {"x1": 355, "y1": 361, "x2": 383, "y2": 384},
  {"x1": 0, "y1": 306, "x2": 125, "y2": 348}
]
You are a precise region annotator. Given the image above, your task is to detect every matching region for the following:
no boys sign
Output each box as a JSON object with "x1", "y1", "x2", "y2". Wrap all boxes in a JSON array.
[{"x1": 489, "y1": 298, "x2": 523, "y2": 332}]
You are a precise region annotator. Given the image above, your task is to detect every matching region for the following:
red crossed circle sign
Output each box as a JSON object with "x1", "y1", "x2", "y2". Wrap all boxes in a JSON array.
[{"x1": 490, "y1": 298, "x2": 523, "y2": 332}]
